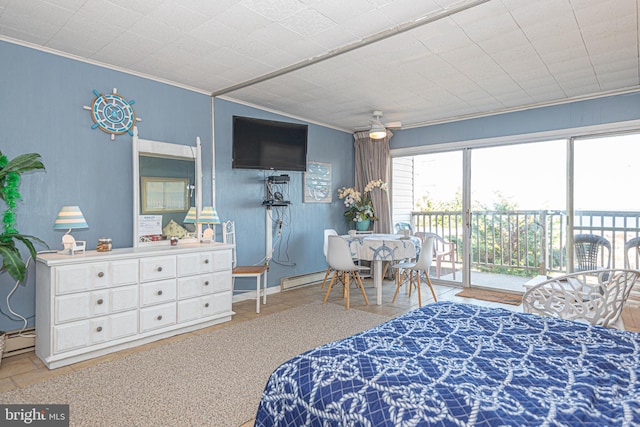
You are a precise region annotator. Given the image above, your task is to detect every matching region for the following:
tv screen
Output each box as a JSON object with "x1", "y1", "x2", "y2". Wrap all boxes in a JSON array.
[{"x1": 232, "y1": 116, "x2": 308, "y2": 171}]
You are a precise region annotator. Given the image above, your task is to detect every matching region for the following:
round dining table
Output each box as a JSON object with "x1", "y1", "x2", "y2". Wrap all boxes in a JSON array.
[{"x1": 342, "y1": 233, "x2": 422, "y2": 305}]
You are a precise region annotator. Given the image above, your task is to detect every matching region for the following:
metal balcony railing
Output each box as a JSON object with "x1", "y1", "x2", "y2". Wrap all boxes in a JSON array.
[{"x1": 411, "y1": 210, "x2": 640, "y2": 275}]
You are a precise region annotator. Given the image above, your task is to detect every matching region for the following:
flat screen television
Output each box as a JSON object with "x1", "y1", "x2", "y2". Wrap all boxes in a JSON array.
[{"x1": 232, "y1": 116, "x2": 308, "y2": 171}]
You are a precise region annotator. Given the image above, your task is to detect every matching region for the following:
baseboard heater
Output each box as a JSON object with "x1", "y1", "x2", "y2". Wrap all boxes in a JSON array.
[
  {"x1": 3, "y1": 328, "x2": 36, "y2": 358},
  {"x1": 280, "y1": 271, "x2": 326, "y2": 291}
]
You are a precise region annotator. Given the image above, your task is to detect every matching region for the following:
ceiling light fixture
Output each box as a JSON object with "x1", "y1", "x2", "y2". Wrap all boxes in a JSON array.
[{"x1": 369, "y1": 111, "x2": 387, "y2": 139}]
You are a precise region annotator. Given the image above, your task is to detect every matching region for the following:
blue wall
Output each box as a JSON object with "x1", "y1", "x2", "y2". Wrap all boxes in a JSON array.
[
  {"x1": 212, "y1": 98, "x2": 353, "y2": 292},
  {"x1": 391, "y1": 92, "x2": 640, "y2": 148},
  {"x1": 0, "y1": 41, "x2": 354, "y2": 331}
]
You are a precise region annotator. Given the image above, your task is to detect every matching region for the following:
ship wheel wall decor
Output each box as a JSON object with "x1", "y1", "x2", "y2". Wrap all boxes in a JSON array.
[{"x1": 83, "y1": 88, "x2": 141, "y2": 140}]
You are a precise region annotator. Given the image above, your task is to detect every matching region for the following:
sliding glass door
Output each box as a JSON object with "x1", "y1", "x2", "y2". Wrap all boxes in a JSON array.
[
  {"x1": 392, "y1": 129, "x2": 640, "y2": 292},
  {"x1": 573, "y1": 133, "x2": 640, "y2": 271},
  {"x1": 468, "y1": 141, "x2": 566, "y2": 291}
]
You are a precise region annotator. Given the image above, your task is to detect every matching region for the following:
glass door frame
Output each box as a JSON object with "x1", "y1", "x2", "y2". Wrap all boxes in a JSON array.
[{"x1": 390, "y1": 119, "x2": 640, "y2": 289}]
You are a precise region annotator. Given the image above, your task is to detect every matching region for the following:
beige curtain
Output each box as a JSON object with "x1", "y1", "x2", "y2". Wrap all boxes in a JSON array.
[{"x1": 354, "y1": 130, "x2": 392, "y2": 233}]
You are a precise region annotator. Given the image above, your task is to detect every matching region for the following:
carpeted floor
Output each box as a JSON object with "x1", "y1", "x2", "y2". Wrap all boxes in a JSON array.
[
  {"x1": 0, "y1": 302, "x2": 390, "y2": 427},
  {"x1": 455, "y1": 288, "x2": 523, "y2": 305}
]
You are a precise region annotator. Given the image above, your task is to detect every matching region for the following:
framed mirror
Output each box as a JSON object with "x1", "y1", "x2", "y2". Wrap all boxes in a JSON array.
[{"x1": 132, "y1": 127, "x2": 202, "y2": 247}]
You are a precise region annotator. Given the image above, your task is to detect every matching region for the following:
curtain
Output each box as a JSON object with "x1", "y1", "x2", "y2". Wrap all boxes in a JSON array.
[{"x1": 354, "y1": 130, "x2": 392, "y2": 233}]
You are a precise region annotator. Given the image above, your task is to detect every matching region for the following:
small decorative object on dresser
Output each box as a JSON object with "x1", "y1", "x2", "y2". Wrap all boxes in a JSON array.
[{"x1": 53, "y1": 206, "x2": 88, "y2": 255}]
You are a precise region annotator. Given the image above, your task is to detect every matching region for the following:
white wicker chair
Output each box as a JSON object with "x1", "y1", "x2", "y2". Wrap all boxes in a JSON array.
[{"x1": 522, "y1": 269, "x2": 640, "y2": 330}]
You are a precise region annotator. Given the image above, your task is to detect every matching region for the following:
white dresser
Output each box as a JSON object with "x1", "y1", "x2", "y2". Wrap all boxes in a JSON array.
[{"x1": 35, "y1": 243, "x2": 234, "y2": 369}]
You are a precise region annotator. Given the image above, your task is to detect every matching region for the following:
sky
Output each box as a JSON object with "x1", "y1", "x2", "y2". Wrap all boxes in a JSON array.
[{"x1": 414, "y1": 133, "x2": 640, "y2": 212}]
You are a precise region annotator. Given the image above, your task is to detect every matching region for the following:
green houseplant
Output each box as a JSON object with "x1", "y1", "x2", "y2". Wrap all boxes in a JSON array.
[
  {"x1": 338, "y1": 179, "x2": 387, "y2": 229},
  {"x1": 0, "y1": 150, "x2": 47, "y2": 282}
]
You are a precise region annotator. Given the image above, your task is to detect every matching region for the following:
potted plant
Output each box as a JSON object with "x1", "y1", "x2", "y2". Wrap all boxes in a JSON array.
[
  {"x1": 338, "y1": 179, "x2": 387, "y2": 231},
  {"x1": 0, "y1": 150, "x2": 47, "y2": 282}
]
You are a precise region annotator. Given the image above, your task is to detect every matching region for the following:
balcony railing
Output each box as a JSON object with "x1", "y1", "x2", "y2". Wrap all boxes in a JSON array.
[{"x1": 411, "y1": 210, "x2": 640, "y2": 275}]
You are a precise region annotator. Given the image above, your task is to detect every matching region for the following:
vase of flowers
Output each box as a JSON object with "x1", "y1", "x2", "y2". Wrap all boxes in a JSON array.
[{"x1": 338, "y1": 179, "x2": 387, "y2": 230}]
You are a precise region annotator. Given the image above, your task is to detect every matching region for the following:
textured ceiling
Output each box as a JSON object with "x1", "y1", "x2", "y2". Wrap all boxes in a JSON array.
[{"x1": 1, "y1": 0, "x2": 638, "y2": 132}]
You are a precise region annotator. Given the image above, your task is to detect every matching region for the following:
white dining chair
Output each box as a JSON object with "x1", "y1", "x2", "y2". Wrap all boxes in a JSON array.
[
  {"x1": 392, "y1": 235, "x2": 438, "y2": 307},
  {"x1": 321, "y1": 229, "x2": 338, "y2": 289},
  {"x1": 222, "y1": 220, "x2": 269, "y2": 314},
  {"x1": 323, "y1": 235, "x2": 369, "y2": 310},
  {"x1": 522, "y1": 269, "x2": 640, "y2": 330}
]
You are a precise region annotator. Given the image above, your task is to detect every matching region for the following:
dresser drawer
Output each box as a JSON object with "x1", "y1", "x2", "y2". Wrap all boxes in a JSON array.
[
  {"x1": 140, "y1": 303, "x2": 176, "y2": 332},
  {"x1": 207, "y1": 271, "x2": 232, "y2": 294},
  {"x1": 54, "y1": 285, "x2": 139, "y2": 325},
  {"x1": 55, "y1": 264, "x2": 107, "y2": 294},
  {"x1": 177, "y1": 292, "x2": 231, "y2": 323},
  {"x1": 176, "y1": 253, "x2": 201, "y2": 277},
  {"x1": 207, "y1": 250, "x2": 233, "y2": 272},
  {"x1": 140, "y1": 256, "x2": 176, "y2": 282},
  {"x1": 53, "y1": 310, "x2": 138, "y2": 354},
  {"x1": 140, "y1": 279, "x2": 176, "y2": 306}
]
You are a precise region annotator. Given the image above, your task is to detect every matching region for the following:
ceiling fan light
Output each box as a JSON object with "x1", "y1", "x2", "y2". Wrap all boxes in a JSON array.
[{"x1": 369, "y1": 122, "x2": 387, "y2": 139}]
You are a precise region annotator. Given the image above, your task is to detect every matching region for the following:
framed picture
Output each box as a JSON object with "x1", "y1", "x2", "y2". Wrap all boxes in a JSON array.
[
  {"x1": 141, "y1": 177, "x2": 189, "y2": 213},
  {"x1": 304, "y1": 162, "x2": 332, "y2": 203}
]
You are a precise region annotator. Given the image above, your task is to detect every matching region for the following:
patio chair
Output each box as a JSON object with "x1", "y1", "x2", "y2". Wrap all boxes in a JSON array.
[
  {"x1": 522, "y1": 269, "x2": 640, "y2": 330},
  {"x1": 323, "y1": 235, "x2": 369, "y2": 310},
  {"x1": 414, "y1": 232, "x2": 456, "y2": 279},
  {"x1": 321, "y1": 229, "x2": 338, "y2": 289},
  {"x1": 222, "y1": 220, "x2": 269, "y2": 314},
  {"x1": 573, "y1": 234, "x2": 611, "y2": 272},
  {"x1": 395, "y1": 222, "x2": 412, "y2": 234},
  {"x1": 624, "y1": 237, "x2": 640, "y2": 306},
  {"x1": 392, "y1": 235, "x2": 438, "y2": 307}
]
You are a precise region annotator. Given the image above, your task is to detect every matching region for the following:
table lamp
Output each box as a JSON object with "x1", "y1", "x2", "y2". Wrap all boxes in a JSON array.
[
  {"x1": 53, "y1": 206, "x2": 88, "y2": 254},
  {"x1": 198, "y1": 206, "x2": 220, "y2": 243},
  {"x1": 183, "y1": 207, "x2": 197, "y2": 224}
]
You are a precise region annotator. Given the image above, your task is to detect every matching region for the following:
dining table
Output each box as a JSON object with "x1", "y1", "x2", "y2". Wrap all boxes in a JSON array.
[{"x1": 342, "y1": 233, "x2": 422, "y2": 305}]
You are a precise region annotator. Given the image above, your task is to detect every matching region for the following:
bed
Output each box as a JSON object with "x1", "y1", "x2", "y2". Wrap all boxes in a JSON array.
[{"x1": 255, "y1": 301, "x2": 640, "y2": 426}]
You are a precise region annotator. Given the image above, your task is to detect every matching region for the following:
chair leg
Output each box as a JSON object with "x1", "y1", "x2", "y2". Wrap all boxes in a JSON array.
[
  {"x1": 355, "y1": 272, "x2": 369, "y2": 305},
  {"x1": 392, "y1": 269, "x2": 406, "y2": 303},
  {"x1": 415, "y1": 271, "x2": 422, "y2": 307},
  {"x1": 321, "y1": 266, "x2": 331, "y2": 289},
  {"x1": 451, "y1": 256, "x2": 456, "y2": 280},
  {"x1": 255, "y1": 275, "x2": 261, "y2": 314},
  {"x1": 323, "y1": 271, "x2": 338, "y2": 304},
  {"x1": 345, "y1": 272, "x2": 350, "y2": 310},
  {"x1": 425, "y1": 273, "x2": 438, "y2": 302}
]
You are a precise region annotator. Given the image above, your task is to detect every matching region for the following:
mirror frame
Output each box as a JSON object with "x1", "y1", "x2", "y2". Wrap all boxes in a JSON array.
[{"x1": 132, "y1": 127, "x2": 202, "y2": 247}]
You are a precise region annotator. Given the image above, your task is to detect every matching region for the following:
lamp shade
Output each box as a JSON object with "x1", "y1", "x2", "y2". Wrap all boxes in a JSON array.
[
  {"x1": 183, "y1": 207, "x2": 197, "y2": 223},
  {"x1": 53, "y1": 206, "x2": 88, "y2": 230},
  {"x1": 198, "y1": 206, "x2": 220, "y2": 224}
]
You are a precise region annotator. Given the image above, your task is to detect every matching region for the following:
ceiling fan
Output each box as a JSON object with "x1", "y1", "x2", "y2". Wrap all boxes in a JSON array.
[{"x1": 366, "y1": 110, "x2": 402, "y2": 139}]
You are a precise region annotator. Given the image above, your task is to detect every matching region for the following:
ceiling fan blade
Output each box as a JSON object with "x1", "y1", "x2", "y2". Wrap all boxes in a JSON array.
[{"x1": 385, "y1": 121, "x2": 402, "y2": 129}]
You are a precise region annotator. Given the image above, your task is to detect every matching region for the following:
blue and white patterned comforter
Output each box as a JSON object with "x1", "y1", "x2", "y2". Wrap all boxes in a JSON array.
[{"x1": 255, "y1": 302, "x2": 640, "y2": 426}]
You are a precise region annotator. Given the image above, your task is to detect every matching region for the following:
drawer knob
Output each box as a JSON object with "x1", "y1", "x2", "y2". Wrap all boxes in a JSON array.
[
  {"x1": 205, "y1": 303, "x2": 210, "y2": 308},
  {"x1": 97, "y1": 272, "x2": 105, "y2": 278},
  {"x1": 204, "y1": 281, "x2": 209, "y2": 286},
  {"x1": 157, "y1": 266, "x2": 163, "y2": 272},
  {"x1": 157, "y1": 315, "x2": 163, "y2": 321},
  {"x1": 97, "y1": 299, "x2": 104, "y2": 305},
  {"x1": 157, "y1": 290, "x2": 163, "y2": 296},
  {"x1": 204, "y1": 259, "x2": 209, "y2": 264},
  {"x1": 96, "y1": 326, "x2": 103, "y2": 332}
]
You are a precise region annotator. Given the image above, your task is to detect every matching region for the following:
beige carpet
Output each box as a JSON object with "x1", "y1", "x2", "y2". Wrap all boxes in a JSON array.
[
  {"x1": 0, "y1": 302, "x2": 390, "y2": 427},
  {"x1": 455, "y1": 288, "x2": 523, "y2": 305}
]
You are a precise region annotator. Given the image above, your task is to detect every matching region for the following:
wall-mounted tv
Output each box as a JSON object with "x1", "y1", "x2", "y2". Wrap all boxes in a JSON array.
[{"x1": 232, "y1": 116, "x2": 308, "y2": 171}]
